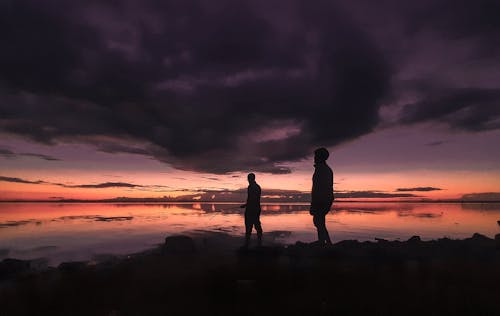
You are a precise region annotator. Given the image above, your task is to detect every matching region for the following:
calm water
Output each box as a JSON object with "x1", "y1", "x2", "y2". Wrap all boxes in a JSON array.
[{"x1": 1, "y1": 202, "x2": 499, "y2": 266}]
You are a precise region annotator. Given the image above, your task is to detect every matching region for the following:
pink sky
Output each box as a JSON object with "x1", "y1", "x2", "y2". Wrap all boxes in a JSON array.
[{"x1": 2, "y1": 124, "x2": 499, "y2": 201}]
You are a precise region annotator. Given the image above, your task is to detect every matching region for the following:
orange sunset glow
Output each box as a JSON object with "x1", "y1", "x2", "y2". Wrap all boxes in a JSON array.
[{"x1": 2, "y1": 1, "x2": 500, "y2": 314}]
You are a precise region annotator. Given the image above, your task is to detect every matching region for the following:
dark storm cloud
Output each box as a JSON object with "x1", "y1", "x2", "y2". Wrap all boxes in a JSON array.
[
  {"x1": 0, "y1": 149, "x2": 14, "y2": 157},
  {"x1": 19, "y1": 153, "x2": 60, "y2": 161},
  {"x1": 0, "y1": 0, "x2": 389, "y2": 174},
  {"x1": 0, "y1": 176, "x2": 45, "y2": 185},
  {"x1": 65, "y1": 182, "x2": 141, "y2": 189},
  {"x1": 0, "y1": 175, "x2": 171, "y2": 191},
  {"x1": 202, "y1": 176, "x2": 221, "y2": 181},
  {"x1": 405, "y1": 0, "x2": 500, "y2": 50},
  {"x1": 0, "y1": 148, "x2": 60, "y2": 161},
  {"x1": 425, "y1": 140, "x2": 448, "y2": 147},
  {"x1": 1, "y1": 0, "x2": 499, "y2": 174},
  {"x1": 400, "y1": 88, "x2": 500, "y2": 131},
  {"x1": 335, "y1": 191, "x2": 418, "y2": 199},
  {"x1": 94, "y1": 143, "x2": 151, "y2": 156},
  {"x1": 462, "y1": 193, "x2": 500, "y2": 201},
  {"x1": 391, "y1": 0, "x2": 500, "y2": 130},
  {"x1": 0, "y1": 175, "x2": 139, "y2": 188},
  {"x1": 396, "y1": 187, "x2": 442, "y2": 192}
]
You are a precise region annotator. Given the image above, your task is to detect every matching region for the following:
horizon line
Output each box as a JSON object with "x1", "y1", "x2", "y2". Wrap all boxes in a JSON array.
[{"x1": 1, "y1": 198, "x2": 499, "y2": 204}]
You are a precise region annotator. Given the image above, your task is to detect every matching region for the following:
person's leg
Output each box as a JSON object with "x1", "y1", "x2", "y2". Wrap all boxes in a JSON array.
[
  {"x1": 314, "y1": 213, "x2": 332, "y2": 245},
  {"x1": 322, "y1": 214, "x2": 332, "y2": 245},
  {"x1": 254, "y1": 217, "x2": 263, "y2": 246},
  {"x1": 323, "y1": 203, "x2": 333, "y2": 245},
  {"x1": 244, "y1": 213, "x2": 252, "y2": 247},
  {"x1": 313, "y1": 214, "x2": 325, "y2": 243}
]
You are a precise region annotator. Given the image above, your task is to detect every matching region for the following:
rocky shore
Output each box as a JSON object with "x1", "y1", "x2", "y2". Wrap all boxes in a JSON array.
[{"x1": 1, "y1": 232, "x2": 500, "y2": 315}]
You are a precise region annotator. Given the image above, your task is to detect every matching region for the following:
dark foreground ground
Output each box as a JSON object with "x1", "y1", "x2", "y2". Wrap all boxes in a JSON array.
[{"x1": 1, "y1": 232, "x2": 500, "y2": 316}]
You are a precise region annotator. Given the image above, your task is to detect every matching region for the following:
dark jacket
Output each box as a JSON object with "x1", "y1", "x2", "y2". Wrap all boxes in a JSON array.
[
  {"x1": 245, "y1": 181, "x2": 262, "y2": 214},
  {"x1": 310, "y1": 162, "x2": 334, "y2": 214}
]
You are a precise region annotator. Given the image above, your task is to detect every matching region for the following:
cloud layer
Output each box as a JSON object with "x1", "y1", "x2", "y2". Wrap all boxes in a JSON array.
[
  {"x1": 1, "y1": 0, "x2": 499, "y2": 174},
  {"x1": 0, "y1": 0, "x2": 389, "y2": 174},
  {"x1": 396, "y1": 187, "x2": 442, "y2": 192},
  {"x1": 0, "y1": 148, "x2": 60, "y2": 161}
]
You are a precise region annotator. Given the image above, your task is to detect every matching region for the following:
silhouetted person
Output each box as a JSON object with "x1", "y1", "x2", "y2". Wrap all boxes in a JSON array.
[
  {"x1": 310, "y1": 147, "x2": 334, "y2": 245},
  {"x1": 240, "y1": 173, "x2": 263, "y2": 247}
]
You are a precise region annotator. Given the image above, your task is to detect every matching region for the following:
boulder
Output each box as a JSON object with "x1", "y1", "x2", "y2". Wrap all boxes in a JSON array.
[
  {"x1": 58, "y1": 261, "x2": 88, "y2": 272},
  {"x1": 28, "y1": 258, "x2": 48, "y2": 271},
  {"x1": 407, "y1": 236, "x2": 421, "y2": 243},
  {"x1": 471, "y1": 233, "x2": 491, "y2": 241},
  {"x1": 0, "y1": 258, "x2": 30, "y2": 278}
]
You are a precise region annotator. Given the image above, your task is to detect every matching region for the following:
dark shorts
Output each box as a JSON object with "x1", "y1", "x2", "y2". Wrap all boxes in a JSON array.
[{"x1": 245, "y1": 211, "x2": 261, "y2": 226}]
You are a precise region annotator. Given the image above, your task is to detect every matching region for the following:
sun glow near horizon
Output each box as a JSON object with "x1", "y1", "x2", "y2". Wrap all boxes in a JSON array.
[{"x1": 1, "y1": 164, "x2": 498, "y2": 201}]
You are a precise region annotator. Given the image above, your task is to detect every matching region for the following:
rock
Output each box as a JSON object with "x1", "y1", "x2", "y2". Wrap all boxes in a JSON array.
[
  {"x1": 471, "y1": 233, "x2": 491, "y2": 241},
  {"x1": 91, "y1": 254, "x2": 120, "y2": 265},
  {"x1": 163, "y1": 235, "x2": 196, "y2": 254},
  {"x1": 0, "y1": 258, "x2": 30, "y2": 278},
  {"x1": 0, "y1": 258, "x2": 48, "y2": 279},
  {"x1": 407, "y1": 236, "x2": 421, "y2": 243},
  {"x1": 28, "y1": 258, "x2": 48, "y2": 271},
  {"x1": 58, "y1": 261, "x2": 87, "y2": 272}
]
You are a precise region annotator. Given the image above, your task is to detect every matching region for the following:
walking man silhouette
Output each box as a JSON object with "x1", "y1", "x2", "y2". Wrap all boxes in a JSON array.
[
  {"x1": 240, "y1": 173, "x2": 263, "y2": 247},
  {"x1": 310, "y1": 147, "x2": 334, "y2": 245}
]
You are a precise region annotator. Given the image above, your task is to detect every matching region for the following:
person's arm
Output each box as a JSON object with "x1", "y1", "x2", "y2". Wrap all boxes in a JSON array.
[
  {"x1": 310, "y1": 171, "x2": 318, "y2": 214},
  {"x1": 241, "y1": 185, "x2": 250, "y2": 208}
]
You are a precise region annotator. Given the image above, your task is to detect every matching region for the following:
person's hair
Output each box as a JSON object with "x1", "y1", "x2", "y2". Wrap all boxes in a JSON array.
[
  {"x1": 314, "y1": 147, "x2": 329, "y2": 162},
  {"x1": 247, "y1": 173, "x2": 256, "y2": 181}
]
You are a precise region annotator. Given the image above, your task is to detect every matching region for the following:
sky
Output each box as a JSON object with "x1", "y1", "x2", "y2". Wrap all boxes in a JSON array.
[{"x1": 1, "y1": 0, "x2": 499, "y2": 201}]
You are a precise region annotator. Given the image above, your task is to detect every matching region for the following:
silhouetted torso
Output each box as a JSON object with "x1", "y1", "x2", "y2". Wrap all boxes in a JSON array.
[
  {"x1": 311, "y1": 162, "x2": 333, "y2": 214},
  {"x1": 246, "y1": 181, "x2": 261, "y2": 214}
]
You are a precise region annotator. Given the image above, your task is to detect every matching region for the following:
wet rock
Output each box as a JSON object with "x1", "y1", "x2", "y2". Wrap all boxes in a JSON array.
[
  {"x1": 407, "y1": 236, "x2": 421, "y2": 243},
  {"x1": 0, "y1": 258, "x2": 30, "y2": 278},
  {"x1": 465, "y1": 233, "x2": 494, "y2": 249},
  {"x1": 163, "y1": 235, "x2": 196, "y2": 254},
  {"x1": 28, "y1": 258, "x2": 48, "y2": 271},
  {"x1": 0, "y1": 258, "x2": 49, "y2": 279},
  {"x1": 471, "y1": 233, "x2": 491, "y2": 241},
  {"x1": 335, "y1": 240, "x2": 360, "y2": 248},
  {"x1": 58, "y1": 261, "x2": 87, "y2": 272},
  {"x1": 91, "y1": 254, "x2": 120, "y2": 265}
]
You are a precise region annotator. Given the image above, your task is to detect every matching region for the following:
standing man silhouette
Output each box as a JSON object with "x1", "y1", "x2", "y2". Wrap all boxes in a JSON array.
[
  {"x1": 310, "y1": 147, "x2": 334, "y2": 245},
  {"x1": 240, "y1": 173, "x2": 263, "y2": 247}
]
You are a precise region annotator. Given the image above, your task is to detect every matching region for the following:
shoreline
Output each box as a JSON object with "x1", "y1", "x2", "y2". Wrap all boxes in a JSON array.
[
  {"x1": 2, "y1": 232, "x2": 500, "y2": 315},
  {"x1": 2, "y1": 231, "x2": 500, "y2": 270}
]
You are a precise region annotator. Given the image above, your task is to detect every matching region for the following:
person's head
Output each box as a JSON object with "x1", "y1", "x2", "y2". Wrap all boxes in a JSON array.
[
  {"x1": 314, "y1": 147, "x2": 329, "y2": 164},
  {"x1": 247, "y1": 173, "x2": 256, "y2": 183}
]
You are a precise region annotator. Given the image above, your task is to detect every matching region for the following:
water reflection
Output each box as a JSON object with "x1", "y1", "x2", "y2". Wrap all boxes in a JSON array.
[{"x1": 1, "y1": 202, "x2": 499, "y2": 265}]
